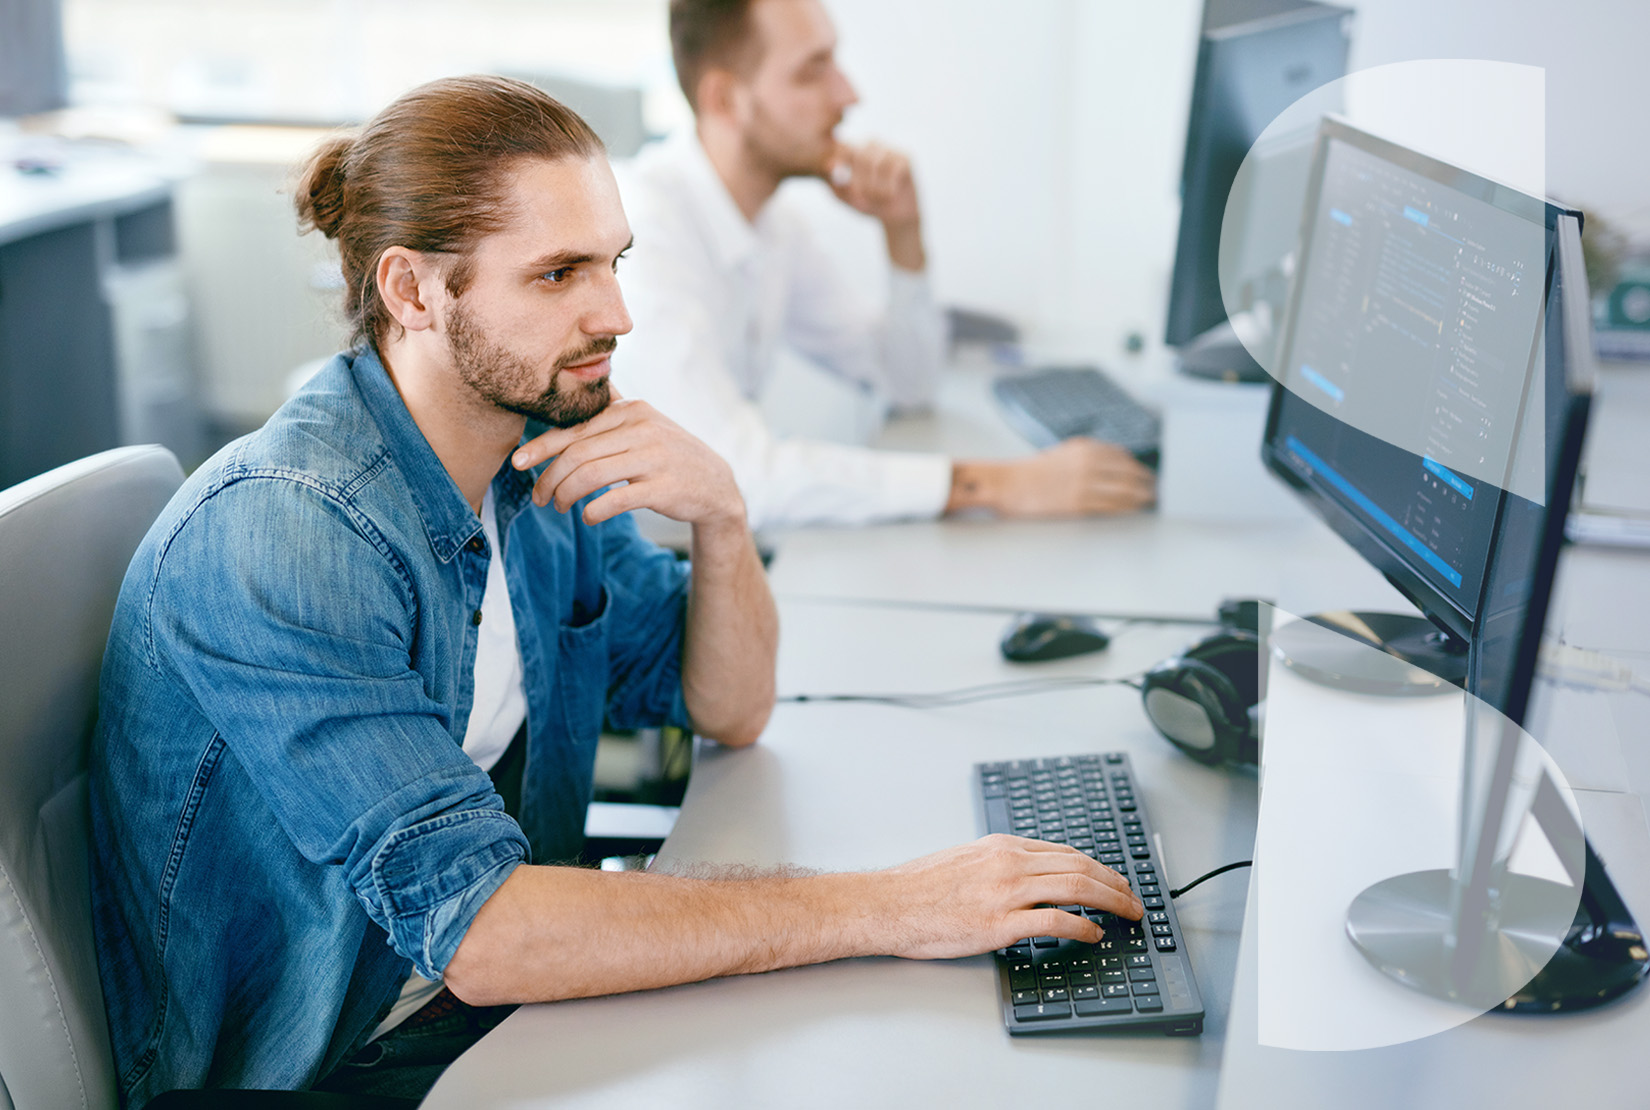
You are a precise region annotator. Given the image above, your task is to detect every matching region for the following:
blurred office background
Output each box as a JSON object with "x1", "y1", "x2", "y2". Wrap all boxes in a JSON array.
[{"x1": 3, "y1": 0, "x2": 1647, "y2": 480}]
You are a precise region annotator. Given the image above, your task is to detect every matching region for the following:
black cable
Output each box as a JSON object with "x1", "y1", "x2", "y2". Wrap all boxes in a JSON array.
[
  {"x1": 1169, "y1": 860, "x2": 1252, "y2": 900},
  {"x1": 781, "y1": 593, "x2": 1224, "y2": 627},
  {"x1": 779, "y1": 674, "x2": 1144, "y2": 709}
]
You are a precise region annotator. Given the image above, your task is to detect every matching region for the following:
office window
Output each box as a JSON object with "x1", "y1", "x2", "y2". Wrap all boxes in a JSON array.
[{"x1": 62, "y1": 0, "x2": 684, "y2": 132}]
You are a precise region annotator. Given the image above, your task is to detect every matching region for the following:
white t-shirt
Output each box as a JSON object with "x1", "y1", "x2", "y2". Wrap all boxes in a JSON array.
[{"x1": 371, "y1": 488, "x2": 527, "y2": 1038}]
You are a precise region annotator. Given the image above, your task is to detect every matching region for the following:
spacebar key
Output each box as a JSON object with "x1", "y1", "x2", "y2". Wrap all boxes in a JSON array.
[{"x1": 1014, "y1": 1001, "x2": 1072, "y2": 1022}]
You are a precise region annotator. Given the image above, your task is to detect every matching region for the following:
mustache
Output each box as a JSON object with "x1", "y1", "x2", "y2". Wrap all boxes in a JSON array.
[{"x1": 555, "y1": 336, "x2": 618, "y2": 371}]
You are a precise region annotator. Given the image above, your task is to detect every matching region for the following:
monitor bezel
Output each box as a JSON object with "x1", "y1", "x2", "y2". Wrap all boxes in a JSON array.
[{"x1": 1261, "y1": 116, "x2": 1567, "y2": 646}]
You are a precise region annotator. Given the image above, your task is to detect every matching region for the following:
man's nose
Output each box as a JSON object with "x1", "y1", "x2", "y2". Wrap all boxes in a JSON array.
[
  {"x1": 587, "y1": 274, "x2": 633, "y2": 337},
  {"x1": 830, "y1": 63, "x2": 859, "y2": 111}
]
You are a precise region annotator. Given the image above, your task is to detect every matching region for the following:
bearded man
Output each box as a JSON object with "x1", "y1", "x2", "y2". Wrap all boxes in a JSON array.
[{"x1": 88, "y1": 76, "x2": 1142, "y2": 1105}]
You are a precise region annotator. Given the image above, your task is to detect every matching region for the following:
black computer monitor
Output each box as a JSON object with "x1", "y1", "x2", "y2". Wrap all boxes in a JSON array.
[
  {"x1": 1165, "y1": 0, "x2": 1351, "y2": 381},
  {"x1": 1261, "y1": 117, "x2": 1646, "y2": 1010},
  {"x1": 0, "y1": 0, "x2": 69, "y2": 118}
]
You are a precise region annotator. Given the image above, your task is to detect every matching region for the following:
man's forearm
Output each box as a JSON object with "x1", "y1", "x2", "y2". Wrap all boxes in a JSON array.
[
  {"x1": 680, "y1": 516, "x2": 777, "y2": 746},
  {"x1": 444, "y1": 863, "x2": 879, "y2": 1006},
  {"x1": 885, "y1": 217, "x2": 926, "y2": 273},
  {"x1": 442, "y1": 836, "x2": 1145, "y2": 1007}
]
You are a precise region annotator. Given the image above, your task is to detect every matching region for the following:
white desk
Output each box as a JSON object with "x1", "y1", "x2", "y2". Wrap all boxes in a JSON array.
[
  {"x1": 426, "y1": 361, "x2": 1650, "y2": 1109},
  {"x1": 429, "y1": 606, "x2": 1257, "y2": 1109}
]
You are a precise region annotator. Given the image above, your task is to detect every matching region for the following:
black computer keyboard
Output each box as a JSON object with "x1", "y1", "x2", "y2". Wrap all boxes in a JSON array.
[
  {"x1": 975, "y1": 752, "x2": 1204, "y2": 1036},
  {"x1": 991, "y1": 366, "x2": 1161, "y2": 467}
]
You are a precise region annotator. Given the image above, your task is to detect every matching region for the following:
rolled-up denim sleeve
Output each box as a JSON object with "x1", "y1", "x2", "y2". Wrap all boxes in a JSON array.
[
  {"x1": 147, "y1": 477, "x2": 528, "y2": 980},
  {"x1": 597, "y1": 511, "x2": 693, "y2": 732}
]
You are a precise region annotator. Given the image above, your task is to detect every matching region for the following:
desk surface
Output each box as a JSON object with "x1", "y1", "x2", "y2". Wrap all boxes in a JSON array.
[
  {"x1": 426, "y1": 361, "x2": 1650, "y2": 1109},
  {"x1": 429, "y1": 607, "x2": 1256, "y2": 1109}
]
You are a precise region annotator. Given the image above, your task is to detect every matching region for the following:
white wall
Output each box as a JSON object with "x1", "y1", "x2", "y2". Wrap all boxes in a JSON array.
[{"x1": 807, "y1": 0, "x2": 1649, "y2": 375}]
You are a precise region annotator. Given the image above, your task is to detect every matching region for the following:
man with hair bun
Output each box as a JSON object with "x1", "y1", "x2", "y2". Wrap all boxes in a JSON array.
[
  {"x1": 612, "y1": 0, "x2": 1155, "y2": 528},
  {"x1": 89, "y1": 75, "x2": 1142, "y2": 1103}
]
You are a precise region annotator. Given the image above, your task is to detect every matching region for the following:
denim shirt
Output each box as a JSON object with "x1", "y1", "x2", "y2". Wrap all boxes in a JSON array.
[{"x1": 89, "y1": 347, "x2": 692, "y2": 1104}]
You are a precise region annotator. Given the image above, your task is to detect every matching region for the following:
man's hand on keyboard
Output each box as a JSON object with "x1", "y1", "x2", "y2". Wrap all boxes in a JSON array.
[
  {"x1": 946, "y1": 438, "x2": 1156, "y2": 517},
  {"x1": 874, "y1": 834, "x2": 1145, "y2": 960}
]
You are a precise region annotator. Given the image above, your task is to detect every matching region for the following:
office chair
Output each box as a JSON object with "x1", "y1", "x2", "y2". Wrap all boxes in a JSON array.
[{"x1": 0, "y1": 446, "x2": 412, "y2": 1110}]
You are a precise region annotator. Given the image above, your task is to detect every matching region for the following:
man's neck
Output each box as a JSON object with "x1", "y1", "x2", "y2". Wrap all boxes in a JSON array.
[
  {"x1": 696, "y1": 119, "x2": 780, "y2": 224},
  {"x1": 378, "y1": 339, "x2": 523, "y2": 515}
]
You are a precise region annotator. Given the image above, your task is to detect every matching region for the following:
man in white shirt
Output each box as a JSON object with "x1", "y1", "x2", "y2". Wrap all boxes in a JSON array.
[{"x1": 612, "y1": 0, "x2": 1156, "y2": 529}]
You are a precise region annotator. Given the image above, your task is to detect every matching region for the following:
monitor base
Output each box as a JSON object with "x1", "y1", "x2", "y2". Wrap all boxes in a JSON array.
[
  {"x1": 1346, "y1": 862, "x2": 1650, "y2": 1013},
  {"x1": 1174, "y1": 320, "x2": 1271, "y2": 383},
  {"x1": 1271, "y1": 611, "x2": 1466, "y2": 695}
]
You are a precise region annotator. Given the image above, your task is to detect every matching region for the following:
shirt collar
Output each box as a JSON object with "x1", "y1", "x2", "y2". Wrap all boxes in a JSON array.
[{"x1": 347, "y1": 345, "x2": 534, "y2": 564}]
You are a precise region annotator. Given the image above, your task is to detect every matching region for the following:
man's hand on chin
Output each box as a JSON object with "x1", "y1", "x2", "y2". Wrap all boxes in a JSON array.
[
  {"x1": 511, "y1": 387, "x2": 747, "y2": 532},
  {"x1": 827, "y1": 140, "x2": 926, "y2": 272}
]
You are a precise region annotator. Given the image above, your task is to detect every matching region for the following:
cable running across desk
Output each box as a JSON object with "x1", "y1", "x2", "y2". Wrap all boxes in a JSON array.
[{"x1": 779, "y1": 674, "x2": 1143, "y2": 708}]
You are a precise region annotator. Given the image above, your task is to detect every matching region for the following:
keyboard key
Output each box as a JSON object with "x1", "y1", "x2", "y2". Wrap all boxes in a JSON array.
[
  {"x1": 1154, "y1": 936, "x2": 1177, "y2": 952},
  {"x1": 1126, "y1": 954, "x2": 1153, "y2": 969},
  {"x1": 1033, "y1": 936, "x2": 1059, "y2": 948},
  {"x1": 1013, "y1": 989, "x2": 1039, "y2": 1005},
  {"x1": 1131, "y1": 981, "x2": 1160, "y2": 997},
  {"x1": 1071, "y1": 985, "x2": 1100, "y2": 1001},
  {"x1": 1042, "y1": 986, "x2": 1070, "y2": 1003},
  {"x1": 1152, "y1": 924, "x2": 1174, "y2": 937},
  {"x1": 1134, "y1": 994, "x2": 1164, "y2": 1013},
  {"x1": 1015, "y1": 1001, "x2": 1072, "y2": 1022},
  {"x1": 1102, "y1": 983, "x2": 1131, "y2": 998},
  {"x1": 1142, "y1": 896, "x2": 1164, "y2": 910},
  {"x1": 1075, "y1": 997, "x2": 1133, "y2": 1016},
  {"x1": 1127, "y1": 966, "x2": 1156, "y2": 982}
]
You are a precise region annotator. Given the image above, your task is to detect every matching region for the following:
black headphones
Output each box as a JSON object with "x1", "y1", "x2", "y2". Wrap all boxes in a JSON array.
[{"x1": 1140, "y1": 600, "x2": 1265, "y2": 767}]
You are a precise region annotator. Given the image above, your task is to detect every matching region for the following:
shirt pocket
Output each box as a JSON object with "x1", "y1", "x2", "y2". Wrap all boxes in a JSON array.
[{"x1": 556, "y1": 585, "x2": 610, "y2": 753}]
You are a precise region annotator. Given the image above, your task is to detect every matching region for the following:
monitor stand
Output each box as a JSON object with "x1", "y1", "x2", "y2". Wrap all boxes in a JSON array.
[
  {"x1": 1174, "y1": 318, "x2": 1271, "y2": 383},
  {"x1": 1346, "y1": 841, "x2": 1649, "y2": 1012},
  {"x1": 1271, "y1": 611, "x2": 1467, "y2": 695}
]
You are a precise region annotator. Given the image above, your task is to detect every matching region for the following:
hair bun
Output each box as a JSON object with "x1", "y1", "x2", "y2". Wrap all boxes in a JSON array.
[{"x1": 294, "y1": 134, "x2": 354, "y2": 240}]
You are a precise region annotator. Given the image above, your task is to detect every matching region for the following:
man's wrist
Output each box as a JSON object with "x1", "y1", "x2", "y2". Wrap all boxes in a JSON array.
[
  {"x1": 945, "y1": 459, "x2": 1005, "y2": 514},
  {"x1": 884, "y1": 218, "x2": 926, "y2": 273}
]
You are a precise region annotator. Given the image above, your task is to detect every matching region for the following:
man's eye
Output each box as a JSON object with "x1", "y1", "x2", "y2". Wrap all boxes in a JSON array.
[
  {"x1": 542, "y1": 267, "x2": 574, "y2": 284},
  {"x1": 613, "y1": 250, "x2": 630, "y2": 272}
]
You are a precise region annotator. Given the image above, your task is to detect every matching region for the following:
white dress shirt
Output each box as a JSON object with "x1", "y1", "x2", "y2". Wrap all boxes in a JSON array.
[{"x1": 611, "y1": 130, "x2": 953, "y2": 530}]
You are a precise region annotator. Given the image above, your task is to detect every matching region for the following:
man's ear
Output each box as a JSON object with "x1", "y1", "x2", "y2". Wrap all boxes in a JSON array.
[
  {"x1": 698, "y1": 67, "x2": 749, "y2": 127},
  {"x1": 377, "y1": 247, "x2": 443, "y2": 334}
]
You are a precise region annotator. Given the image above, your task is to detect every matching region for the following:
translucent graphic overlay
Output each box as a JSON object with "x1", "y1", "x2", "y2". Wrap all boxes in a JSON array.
[
  {"x1": 1220, "y1": 61, "x2": 1547, "y2": 506},
  {"x1": 1255, "y1": 607, "x2": 1585, "y2": 1052}
]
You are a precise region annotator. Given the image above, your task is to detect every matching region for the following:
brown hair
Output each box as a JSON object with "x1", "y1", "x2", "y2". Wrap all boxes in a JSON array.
[
  {"x1": 670, "y1": 0, "x2": 764, "y2": 112},
  {"x1": 294, "y1": 75, "x2": 602, "y2": 352}
]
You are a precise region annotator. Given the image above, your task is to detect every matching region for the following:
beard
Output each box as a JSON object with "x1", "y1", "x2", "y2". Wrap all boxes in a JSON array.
[
  {"x1": 447, "y1": 300, "x2": 613, "y2": 429},
  {"x1": 743, "y1": 99, "x2": 840, "y2": 182}
]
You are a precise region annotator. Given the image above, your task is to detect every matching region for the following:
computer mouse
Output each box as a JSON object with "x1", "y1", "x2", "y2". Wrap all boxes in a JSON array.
[{"x1": 1000, "y1": 612, "x2": 1111, "y2": 663}]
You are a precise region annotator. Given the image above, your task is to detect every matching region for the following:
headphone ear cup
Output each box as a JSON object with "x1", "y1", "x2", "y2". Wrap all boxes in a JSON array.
[
  {"x1": 1142, "y1": 657, "x2": 1246, "y2": 764},
  {"x1": 1141, "y1": 631, "x2": 1261, "y2": 766}
]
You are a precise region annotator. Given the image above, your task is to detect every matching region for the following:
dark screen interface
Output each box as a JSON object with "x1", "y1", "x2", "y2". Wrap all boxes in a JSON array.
[{"x1": 1275, "y1": 136, "x2": 1546, "y2": 619}]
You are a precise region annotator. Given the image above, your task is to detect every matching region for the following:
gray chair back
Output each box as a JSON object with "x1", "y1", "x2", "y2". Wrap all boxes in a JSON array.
[{"x1": 0, "y1": 446, "x2": 185, "y2": 1110}]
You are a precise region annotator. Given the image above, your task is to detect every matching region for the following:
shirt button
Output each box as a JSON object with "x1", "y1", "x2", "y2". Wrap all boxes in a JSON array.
[
  {"x1": 466, "y1": 536, "x2": 484, "y2": 554},
  {"x1": 471, "y1": 609, "x2": 483, "y2": 626}
]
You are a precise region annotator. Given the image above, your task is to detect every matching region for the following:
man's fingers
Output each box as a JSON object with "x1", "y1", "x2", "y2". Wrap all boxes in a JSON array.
[
  {"x1": 1016, "y1": 907, "x2": 1104, "y2": 945},
  {"x1": 512, "y1": 397, "x2": 637, "y2": 472},
  {"x1": 542, "y1": 454, "x2": 641, "y2": 514},
  {"x1": 581, "y1": 481, "x2": 646, "y2": 525}
]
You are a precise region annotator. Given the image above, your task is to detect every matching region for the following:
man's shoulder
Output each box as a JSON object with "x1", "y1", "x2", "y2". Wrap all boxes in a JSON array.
[{"x1": 165, "y1": 356, "x2": 403, "y2": 541}]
